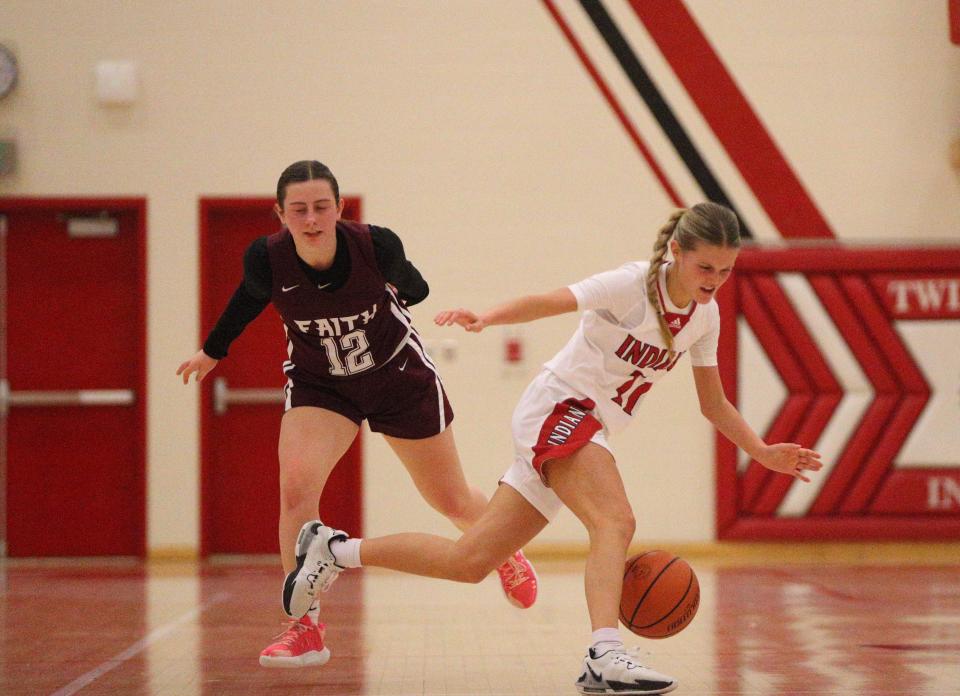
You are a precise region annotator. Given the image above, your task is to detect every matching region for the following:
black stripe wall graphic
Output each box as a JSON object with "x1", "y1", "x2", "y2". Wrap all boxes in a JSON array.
[{"x1": 570, "y1": 0, "x2": 753, "y2": 237}]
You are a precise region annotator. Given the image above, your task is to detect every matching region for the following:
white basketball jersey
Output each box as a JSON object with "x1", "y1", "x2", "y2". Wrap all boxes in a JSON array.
[{"x1": 543, "y1": 261, "x2": 720, "y2": 434}]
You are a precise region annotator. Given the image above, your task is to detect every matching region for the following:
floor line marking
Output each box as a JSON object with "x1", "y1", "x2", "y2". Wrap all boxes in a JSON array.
[{"x1": 50, "y1": 591, "x2": 231, "y2": 696}]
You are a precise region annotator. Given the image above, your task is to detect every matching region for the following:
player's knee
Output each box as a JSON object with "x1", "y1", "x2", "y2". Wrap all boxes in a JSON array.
[
  {"x1": 448, "y1": 543, "x2": 497, "y2": 583},
  {"x1": 280, "y1": 486, "x2": 314, "y2": 513},
  {"x1": 588, "y1": 506, "x2": 636, "y2": 547},
  {"x1": 455, "y1": 555, "x2": 495, "y2": 584},
  {"x1": 609, "y1": 509, "x2": 637, "y2": 546},
  {"x1": 279, "y1": 467, "x2": 322, "y2": 512},
  {"x1": 426, "y1": 490, "x2": 473, "y2": 521}
]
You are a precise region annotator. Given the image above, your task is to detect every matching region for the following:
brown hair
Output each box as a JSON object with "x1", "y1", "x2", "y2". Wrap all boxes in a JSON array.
[
  {"x1": 645, "y1": 202, "x2": 741, "y2": 355},
  {"x1": 276, "y1": 160, "x2": 340, "y2": 208}
]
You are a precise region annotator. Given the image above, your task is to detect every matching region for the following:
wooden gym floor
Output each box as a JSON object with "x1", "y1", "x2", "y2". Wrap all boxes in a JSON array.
[{"x1": 1, "y1": 544, "x2": 958, "y2": 695}]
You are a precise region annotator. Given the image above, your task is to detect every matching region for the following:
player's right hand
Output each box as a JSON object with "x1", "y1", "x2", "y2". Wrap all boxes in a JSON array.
[
  {"x1": 757, "y1": 443, "x2": 823, "y2": 483},
  {"x1": 176, "y1": 350, "x2": 219, "y2": 384},
  {"x1": 434, "y1": 309, "x2": 487, "y2": 333}
]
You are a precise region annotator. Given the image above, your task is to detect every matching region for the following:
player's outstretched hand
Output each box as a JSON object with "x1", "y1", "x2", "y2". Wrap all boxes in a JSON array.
[
  {"x1": 176, "y1": 350, "x2": 219, "y2": 384},
  {"x1": 434, "y1": 309, "x2": 487, "y2": 333},
  {"x1": 757, "y1": 443, "x2": 823, "y2": 482}
]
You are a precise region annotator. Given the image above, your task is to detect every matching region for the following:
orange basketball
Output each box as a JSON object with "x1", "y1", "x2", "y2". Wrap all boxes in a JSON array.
[{"x1": 619, "y1": 550, "x2": 700, "y2": 638}]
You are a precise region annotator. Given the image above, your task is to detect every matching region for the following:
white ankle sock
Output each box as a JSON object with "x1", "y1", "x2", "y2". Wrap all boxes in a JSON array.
[
  {"x1": 330, "y1": 538, "x2": 362, "y2": 568},
  {"x1": 307, "y1": 600, "x2": 320, "y2": 623},
  {"x1": 590, "y1": 627, "x2": 624, "y2": 652}
]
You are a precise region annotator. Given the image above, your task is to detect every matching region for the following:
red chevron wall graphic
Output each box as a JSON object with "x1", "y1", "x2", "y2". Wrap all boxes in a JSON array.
[{"x1": 717, "y1": 248, "x2": 960, "y2": 540}]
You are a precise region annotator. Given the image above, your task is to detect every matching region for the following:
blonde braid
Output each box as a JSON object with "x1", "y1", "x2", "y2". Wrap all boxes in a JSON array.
[{"x1": 646, "y1": 209, "x2": 686, "y2": 356}]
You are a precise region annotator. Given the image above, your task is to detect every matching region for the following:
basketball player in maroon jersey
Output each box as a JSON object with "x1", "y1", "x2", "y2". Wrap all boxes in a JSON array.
[
  {"x1": 285, "y1": 202, "x2": 823, "y2": 694},
  {"x1": 177, "y1": 160, "x2": 537, "y2": 668}
]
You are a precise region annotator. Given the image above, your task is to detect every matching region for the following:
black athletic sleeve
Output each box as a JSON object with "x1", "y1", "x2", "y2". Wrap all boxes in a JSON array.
[
  {"x1": 202, "y1": 237, "x2": 272, "y2": 359},
  {"x1": 369, "y1": 225, "x2": 429, "y2": 306}
]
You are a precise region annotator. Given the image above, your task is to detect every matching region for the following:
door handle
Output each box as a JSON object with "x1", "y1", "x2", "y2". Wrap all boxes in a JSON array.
[
  {"x1": 212, "y1": 377, "x2": 284, "y2": 416},
  {"x1": 0, "y1": 379, "x2": 135, "y2": 417}
]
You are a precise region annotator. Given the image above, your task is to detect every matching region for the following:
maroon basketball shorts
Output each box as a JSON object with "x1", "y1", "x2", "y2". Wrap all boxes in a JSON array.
[
  {"x1": 501, "y1": 369, "x2": 611, "y2": 520},
  {"x1": 284, "y1": 340, "x2": 453, "y2": 440}
]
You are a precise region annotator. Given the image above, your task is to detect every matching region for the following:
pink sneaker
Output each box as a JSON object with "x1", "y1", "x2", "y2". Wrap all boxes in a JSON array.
[
  {"x1": 496, "y1": 550, "x2": 538, "y2": 608},
  {"x1": 259, "y1": 615, "x2": 331, "y2": 668}
]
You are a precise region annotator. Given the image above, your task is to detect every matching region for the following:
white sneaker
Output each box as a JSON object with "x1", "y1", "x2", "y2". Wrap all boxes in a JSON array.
[
  {"x1": 575, "y1": 646, "x2": 678, "y2": 695},
  {"x1": 282, "y1": 520, "x2": 348, "y2": 618}
]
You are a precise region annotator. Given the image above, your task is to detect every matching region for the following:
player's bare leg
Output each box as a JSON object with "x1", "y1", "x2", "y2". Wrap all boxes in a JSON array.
[
  {"x1": 261, "y1": 407, "x2": 357, "y2": 668},
  {"x1": 547, "y1": 443, "x2": 677, "y2": 695},
  {"x1": 278, "y1": 407, "x2": 357, "y2": 573},
  {"x1": 287, "y1": 484, "x2": 545, "y2": 608},
  {"x1": 359, "y1": 483, "x2": 547, "y2": 580},
  {"x1": 545, "y1": 443, "x2": 633, "y2": 631},
  {"x1": 383, "y1": 427, "x2": 487, "y2": 531},
  {"x1": 384, "y1": 427, "x2": 539, "y2": 607}
]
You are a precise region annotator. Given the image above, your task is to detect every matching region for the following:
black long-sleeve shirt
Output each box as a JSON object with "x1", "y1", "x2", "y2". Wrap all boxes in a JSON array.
[{"x1": 203, "y1": 224, "x2": 428, "y2": 359}]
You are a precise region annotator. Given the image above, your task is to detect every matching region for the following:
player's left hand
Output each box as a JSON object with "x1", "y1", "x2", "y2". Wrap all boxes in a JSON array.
[
  {"x1": 757, "y1": 443, "x2": 823, "y2": 482},
  {"x1": 434, "y1": 308, "x2": 487, "y2": 332}
]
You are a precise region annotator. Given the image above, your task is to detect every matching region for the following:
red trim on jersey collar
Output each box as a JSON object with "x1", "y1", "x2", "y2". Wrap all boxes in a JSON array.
[{"x1": 656, "y1": 265, "x2": 696, "y2": 337}]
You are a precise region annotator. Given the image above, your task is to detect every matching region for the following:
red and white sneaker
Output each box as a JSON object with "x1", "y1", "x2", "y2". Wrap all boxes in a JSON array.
[
  {"x1": 259, "y1": 615, "x2": 331, "y2": 668},
  {"x1": 496, "y1": 550, "x2": 538, "y2": 608}
]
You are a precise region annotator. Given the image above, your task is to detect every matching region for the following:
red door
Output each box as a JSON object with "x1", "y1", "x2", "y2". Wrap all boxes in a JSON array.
[
  {"x1": 0, "y1": 198, "x2": 147, "y2": 556},
  {"x1": 199, "y1": 198, "x2": 363, "y2": 555}
]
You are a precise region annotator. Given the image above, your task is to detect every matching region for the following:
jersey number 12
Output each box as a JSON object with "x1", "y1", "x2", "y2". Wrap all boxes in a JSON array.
[{"x1": 322, "y1": 329, "x2": 374, "y2": 376}]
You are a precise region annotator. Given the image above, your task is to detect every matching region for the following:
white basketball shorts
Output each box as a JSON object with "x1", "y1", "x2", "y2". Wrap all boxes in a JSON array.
[{"x1": 500, "y1": 369, "x2": 612, "y2": 521}]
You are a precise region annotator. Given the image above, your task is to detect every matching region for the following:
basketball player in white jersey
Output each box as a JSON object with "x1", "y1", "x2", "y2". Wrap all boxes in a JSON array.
[{"x1": 283, "y1": 202, "x2": 823, "y2": 695}]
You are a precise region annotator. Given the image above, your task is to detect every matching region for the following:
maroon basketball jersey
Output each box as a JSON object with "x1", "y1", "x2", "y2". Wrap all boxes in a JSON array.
[{"x1": 267, "y1": 221, "x2": 413, "y2": 383}]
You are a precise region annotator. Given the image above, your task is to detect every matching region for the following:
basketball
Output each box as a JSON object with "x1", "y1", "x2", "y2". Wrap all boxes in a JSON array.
[{"x1": 619, "y1": 550, "x2": 700, "y2": 638}]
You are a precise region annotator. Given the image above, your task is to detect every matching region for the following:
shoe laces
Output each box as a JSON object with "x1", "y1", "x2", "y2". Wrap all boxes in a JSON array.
[
  {"x1": 308, "y1": 558, "x2": 340, "y2": 593},
  {"x1": 611, "y1": 647, "x2": 652, "y2": 669},
  {"x1": 497, "y1": 554, "x2": 530, "y2": 591},
  {"x1": 271, "y1": 620, "x2": 310, "y2": 648}
]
